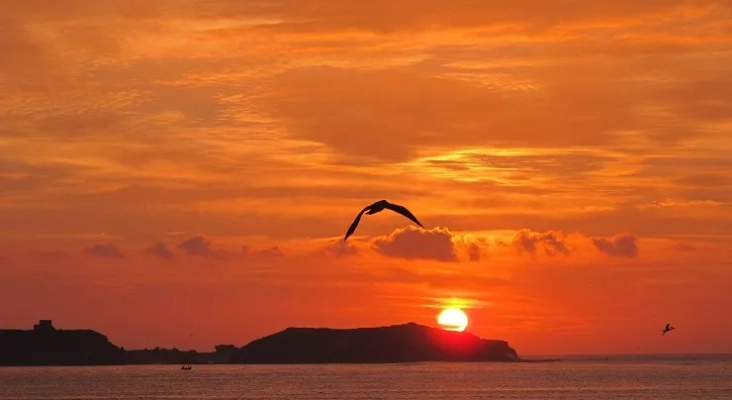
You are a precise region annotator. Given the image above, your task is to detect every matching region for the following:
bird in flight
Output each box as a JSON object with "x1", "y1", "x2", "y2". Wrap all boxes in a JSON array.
[
  {"x1": 662, "y1": 323, "x2": 675, "y2": 336},
  {"x1": 344, "y1": 199, "x2": 424, "y2": 241}
]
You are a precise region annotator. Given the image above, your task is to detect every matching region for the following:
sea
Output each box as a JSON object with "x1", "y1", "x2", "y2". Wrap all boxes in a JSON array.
[{"x1": 1, "y1": 355, "x2": 731, "y2": 400}]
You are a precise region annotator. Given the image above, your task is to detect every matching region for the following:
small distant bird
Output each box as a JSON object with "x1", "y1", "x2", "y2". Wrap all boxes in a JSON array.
[
  {"x1": 344, "y1": 199, "x2": 424, "y2": 241},
  {"x1": 662, "y1": 323, "x2": 675, "y2": 336}
]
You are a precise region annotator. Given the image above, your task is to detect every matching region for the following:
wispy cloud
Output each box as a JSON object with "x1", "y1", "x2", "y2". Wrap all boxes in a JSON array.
[
  {"x1": 177, "y1": 236, "x2": 231, "y2": 261},
  {"x1": 84, "y1": 243, "x2": 125, "y2": 259},
  {"x1": 592, "y1": 234, "x2": 640, "y2": 258},
  {"x1": 144, "y1": 242, "x2": 175, "y2": 261}
]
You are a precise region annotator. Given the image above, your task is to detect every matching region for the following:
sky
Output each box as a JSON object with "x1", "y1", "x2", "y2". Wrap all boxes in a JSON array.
[{"x1": 1, "y1": 0, "x2": 731, "y2": 356}]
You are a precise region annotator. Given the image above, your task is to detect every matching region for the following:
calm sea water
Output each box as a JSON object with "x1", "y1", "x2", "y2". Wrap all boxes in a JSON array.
[{"x1": 1, "y1": 355, "x2": 731, "y2": 399}]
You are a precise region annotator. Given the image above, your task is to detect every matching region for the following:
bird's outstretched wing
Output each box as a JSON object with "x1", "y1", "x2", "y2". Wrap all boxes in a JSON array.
[
  {"x1": 344, "y1": 206, "x2": 370, "y2": 241},
  {"x1": 384, "y1": 202, "x2": 424, "y2": 228}
]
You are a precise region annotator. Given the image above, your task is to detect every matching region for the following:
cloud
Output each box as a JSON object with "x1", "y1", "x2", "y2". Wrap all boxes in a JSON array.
[
  {"x1": 144, "y1": 242, "x2": 174, "y2": 260},
  {"x1": 177, "y1": 236, "x2": 230, "y2": 261},
  {"x1": 510, "y1": 229, "x2": 572, "y2": 258},
  {"x1": 187, "y1": 0, "x2": 714, "y2": 35},
  {"x1": 84, "y1": 243, "x2": 125, "y2": 259},
  {"x1": 242, "y1": 245, "x2": 286, "y2": 258},
  {"x1": 370, "y1": 226, "x2": 481, "y2": 262},
  {"x1": 674, "y1": 173, "x2": 731, "y2": 188},
  {"x1": 423, "y1": 152, "x2": 618, "y2": 184},
  {"x1": 670, "y1": 241, "x2": 697, "y2": 252},
  {"x1": 0, "y1": 0, "x2": 730, "y2": 249},
  {"x1": 255, "y1": 246, "x2": 285, "y2": 257},
  {"x1": 323, "y1": 240, "x2": 359, "y2": 258},
  {"x1": 592, "y1": 234, "x2": 639, "y2": 258},
  {"x1": 265, "y1": 67, "x2": 631, "y2": 163},
  {"x1": 467, "y1": 242, "x2": 481, "y2": 261}
]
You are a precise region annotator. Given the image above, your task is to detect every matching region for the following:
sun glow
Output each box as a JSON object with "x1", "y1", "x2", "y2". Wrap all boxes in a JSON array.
[{"x1": 437, "y1": 308, "x2": 469, "y2": 332}]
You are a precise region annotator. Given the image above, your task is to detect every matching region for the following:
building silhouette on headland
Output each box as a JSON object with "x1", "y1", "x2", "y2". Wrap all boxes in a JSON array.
[{"x1": 33, "y1": 319, "x2": 54, "y2": 332}]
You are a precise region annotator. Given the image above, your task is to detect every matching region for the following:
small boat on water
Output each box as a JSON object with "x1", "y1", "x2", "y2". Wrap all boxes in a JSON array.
[{"x1": 181, "y1": 365, "x2": 192, "y2": 370}]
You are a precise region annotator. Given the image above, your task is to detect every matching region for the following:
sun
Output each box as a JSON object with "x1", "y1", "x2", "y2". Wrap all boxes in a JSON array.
[{"x1": 437, "y1": 308, "x2": 469, "y2": 332}]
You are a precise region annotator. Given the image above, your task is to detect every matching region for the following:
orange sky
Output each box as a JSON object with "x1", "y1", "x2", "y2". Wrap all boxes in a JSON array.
[{"x1": 1, "y1": 0, "x2": 731, "y2": 356}]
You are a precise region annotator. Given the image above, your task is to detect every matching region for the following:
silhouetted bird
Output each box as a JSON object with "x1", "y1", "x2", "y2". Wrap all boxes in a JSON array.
[
  {"x1": 344, "y1": 200, "x2": 424, "y2": 241},
  {"x1": 662, "y1": 323, "x2": 675, "y2": 336}
]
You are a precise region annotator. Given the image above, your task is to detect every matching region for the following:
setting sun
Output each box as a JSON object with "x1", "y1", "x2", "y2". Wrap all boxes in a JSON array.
[{"x1": 437, "y1": 308, "x2": 469, "y2": 332}]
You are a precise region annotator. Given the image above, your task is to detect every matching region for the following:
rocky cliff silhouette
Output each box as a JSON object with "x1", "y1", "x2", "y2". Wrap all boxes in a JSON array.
[{"x1": 229, "y1": 322, "x2": 519, "y2": 363}]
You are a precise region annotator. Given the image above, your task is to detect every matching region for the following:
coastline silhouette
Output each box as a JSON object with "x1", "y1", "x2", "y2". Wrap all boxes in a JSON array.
[{"x1": 0, "y1": 320, "x2": 519, "y2": 366}]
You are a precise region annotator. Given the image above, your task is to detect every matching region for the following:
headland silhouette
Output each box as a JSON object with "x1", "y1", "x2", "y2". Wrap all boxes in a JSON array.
[
  {"x1": 0, "y1": 320, "x2": 520, "y2": 366},
  {"x1": 230, "y1": 322, "x2": 518, "y2": 363}
]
